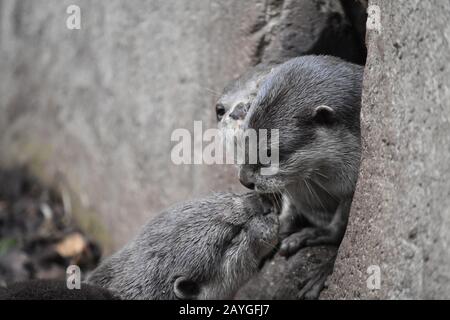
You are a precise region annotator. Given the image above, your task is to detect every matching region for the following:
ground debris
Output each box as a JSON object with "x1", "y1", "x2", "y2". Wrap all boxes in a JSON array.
[{"x1": 0, "y1": 167, "x2": 101, "y2": 286}]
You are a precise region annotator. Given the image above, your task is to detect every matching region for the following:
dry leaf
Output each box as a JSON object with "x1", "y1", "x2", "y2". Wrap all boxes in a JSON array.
[{"x1": 55, "y1": 233, "x2": 86, "y2": 257}]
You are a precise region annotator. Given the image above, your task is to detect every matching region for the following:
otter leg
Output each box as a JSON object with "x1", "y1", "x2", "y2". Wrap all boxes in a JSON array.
[
  {"x1": 298, "y1": 256, "x2": 335, "y2": 300},
  {"x1": 279, "y1": 227, "x2": 336, "y2": 256},
  {"x1": 278, "y1": 194, "x2": 300, "y2": 238},
  {"x1": 279, "y1": 193, "x2": 312, "y2": 239},
  {"x1": 279, "y1": 198, "x2": 352, "y2": 257}
]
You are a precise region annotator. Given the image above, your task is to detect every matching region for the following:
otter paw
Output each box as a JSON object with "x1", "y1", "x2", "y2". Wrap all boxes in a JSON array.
[
  {"x1": 279, "y1": 228, "x2": 319, "y2": 256},
  {"x1": 280, "y1": 227, "x2": 339, "y2": 256}
]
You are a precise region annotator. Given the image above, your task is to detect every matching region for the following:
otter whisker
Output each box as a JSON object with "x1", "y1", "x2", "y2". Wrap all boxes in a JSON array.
[
  {"x1": 300, "y1": 179, "x2": 314, "y2": 210},
  {"x1": 283, "y1": 188, "x2": 295, "y2": 204},
  {"x1": 195, "y1": 85, "x2": 222, "y2": 96},
  {"x1": 313, "y1": 169, "x2": 329, "y2": 180},
  {"x1": 304, "y1": 178, "x2": 327, "y2": 212},
  {"x1": 275, "y1": 186, "x2": 286, "y2": 210},
  {"x1": 310, "y1": 178, "x2": 339, "y2": 201},
  {"x1": 271, "y1": 188, "x2": 282, "y2": 211}
]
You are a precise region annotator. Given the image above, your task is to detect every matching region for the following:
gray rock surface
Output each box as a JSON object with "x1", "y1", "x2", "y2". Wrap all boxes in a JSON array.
[
  {"x1": 322, "y1": 0, "x2": 450, "y2": 299},
  {"x1": 0, "y1": 0, "x2": 361, "y2": 252},
  {"x1": 236, "y1": 246, "x2": 337, "y2": 300}
]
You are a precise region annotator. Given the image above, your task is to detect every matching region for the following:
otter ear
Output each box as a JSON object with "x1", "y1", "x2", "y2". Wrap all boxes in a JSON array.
[
  {"x1": 313, "y1": 105, "x2": 336, "y2": 125},
  {"x1": 174, "y1": 276, "x2": 200, "y2": 300}
]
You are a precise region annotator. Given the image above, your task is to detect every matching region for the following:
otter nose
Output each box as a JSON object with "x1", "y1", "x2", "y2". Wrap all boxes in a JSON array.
[
  {"x1": 239, "y1": 169, "x2": 255, "y2": 190},
  {"x1": 229, "y1": 103, "x2": 248, "y2": 120},
  {"x1": 239, "y1": 175, "x2": 255, "y2": 190}
]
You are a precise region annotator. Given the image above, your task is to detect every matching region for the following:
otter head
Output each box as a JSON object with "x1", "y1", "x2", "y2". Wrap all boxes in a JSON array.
[
  {"x1": 167, "y1": 192, "x2": 279, "y2": 300},
  {"x1": 215, "y1": 63, "x2": 277, "y2": 132},
  {"x1": 88, "y1": 192, "x2": 279, "y2": 300},
  {"x1": 237, "y1": 56, "x2": 363, "y2": 196}
]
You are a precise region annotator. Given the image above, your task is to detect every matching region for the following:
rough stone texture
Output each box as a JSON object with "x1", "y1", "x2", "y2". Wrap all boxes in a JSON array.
[
  {"x1": 0, "y1": 0, "x2": 362, "y2": 252},
  {"x1": 322, "y1": 0, "x2": 450, "y2": 299},
  {"x1": 236, "y1": 246, "x2": 337, "y2": 300}
]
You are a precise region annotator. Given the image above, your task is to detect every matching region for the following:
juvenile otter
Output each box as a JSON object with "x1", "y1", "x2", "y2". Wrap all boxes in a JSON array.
[
  {"x1": 87, "y1": 192, "x2": 278, "y2": 300},
  {"x1": 236, "y1": 55, "x2": 363, "y2": 256}
]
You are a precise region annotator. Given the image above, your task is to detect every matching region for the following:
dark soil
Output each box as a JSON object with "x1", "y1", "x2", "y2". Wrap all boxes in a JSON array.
[{"x1": 0, "y1": 167, "x2": 101, "y2": 286}]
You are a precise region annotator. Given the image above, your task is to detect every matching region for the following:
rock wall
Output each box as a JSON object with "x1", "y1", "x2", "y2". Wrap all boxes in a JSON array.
[
  {"x1": 323, "y1": 0, "x2": 450, "y2": 299},
  {"x1": 0, "y1": 0, "x2": 362, "y2": 252}
]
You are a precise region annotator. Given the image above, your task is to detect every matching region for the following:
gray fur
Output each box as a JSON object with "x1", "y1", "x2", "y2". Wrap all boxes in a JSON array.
[
  {"x1": 87, "y1": 192, "x2": 278, "y2": 300},
  {"x1": 237, "y1": 55, "x2": 363, "y2": 255}
]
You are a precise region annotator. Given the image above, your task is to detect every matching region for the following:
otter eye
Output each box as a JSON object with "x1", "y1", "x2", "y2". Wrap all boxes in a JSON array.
[{"x1": 216, "y1": 103, "x2": 226, "y2": 121}]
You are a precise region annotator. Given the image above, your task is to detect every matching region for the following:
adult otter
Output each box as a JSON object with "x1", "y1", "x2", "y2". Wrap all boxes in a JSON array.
[
  {"x1": 87, "y1": 192, "x2": 279, "y2": 300},
  {"x1": 234, "y1": 55, "x2": 363, "y2": 256}
]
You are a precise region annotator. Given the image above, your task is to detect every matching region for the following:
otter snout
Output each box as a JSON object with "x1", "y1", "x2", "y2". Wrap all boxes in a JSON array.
[
  {"x1": 239, "y1": 170, "x2": 255, "y2": 190},
  {"x1": 229, "y1": 102, "x2": 249, "y2": 120}
]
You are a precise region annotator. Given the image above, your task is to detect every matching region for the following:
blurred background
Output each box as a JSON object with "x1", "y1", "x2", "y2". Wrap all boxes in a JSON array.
[{"x1": 0, "y1": 0, "x2": 449, "y2": 299}]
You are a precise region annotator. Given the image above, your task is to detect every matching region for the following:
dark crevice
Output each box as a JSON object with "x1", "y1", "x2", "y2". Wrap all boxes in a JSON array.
[
  {"x1": 306, "y1": 10, "x2": 367, "y2": 65},
  {"x1": 253, "y1": 0, "x2": 368, "y2": 66}
]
